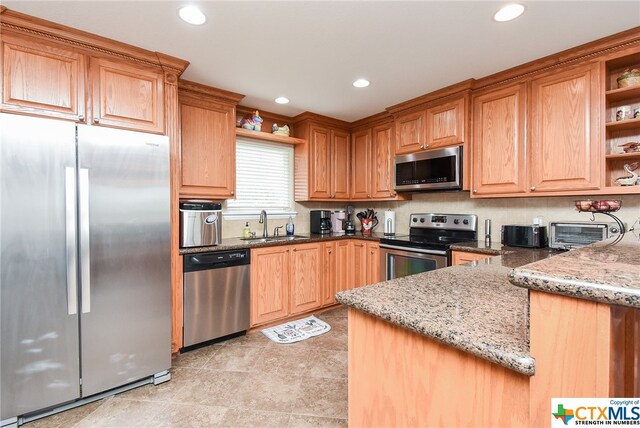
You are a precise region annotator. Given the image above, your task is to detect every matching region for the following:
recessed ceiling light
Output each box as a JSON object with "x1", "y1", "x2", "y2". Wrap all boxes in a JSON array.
[
  {"x1": 179, "y1": 5, "x2": 206, "y2": 25},
  {"x1": 353, "y1": 79, "x2": 370, "y2": 88},
  {"x1": 275, "y1": 97, "x2": 290, "y2": 104},
  {"x1": 493, "y1": 4, "x2": 525, "y2": 22}
]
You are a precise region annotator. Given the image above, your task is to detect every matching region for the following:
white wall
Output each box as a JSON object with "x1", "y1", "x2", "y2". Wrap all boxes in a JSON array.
[{"x1": 222, "y1": 193, "x2": 640, "y2": 241}]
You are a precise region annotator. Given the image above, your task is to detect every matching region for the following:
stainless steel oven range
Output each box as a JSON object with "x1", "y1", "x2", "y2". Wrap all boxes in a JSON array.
[{"x1": 380, "y1": 213, "x2": 478, "y2": 280}]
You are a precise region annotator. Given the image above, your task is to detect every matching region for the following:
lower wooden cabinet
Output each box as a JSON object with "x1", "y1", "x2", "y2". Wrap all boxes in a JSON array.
[
  {"x1": 250, "y1": 239, "x2": 381, "y2": 327},
  {"x1": 250, "y1": 246, "x2": 291, "y2": 326},
  {"x1": 290, "y1": 243, "x2": 322, "y2": 315},
  {"x1": 451, "y1": 250, "x2": 493, "y2": 266}
]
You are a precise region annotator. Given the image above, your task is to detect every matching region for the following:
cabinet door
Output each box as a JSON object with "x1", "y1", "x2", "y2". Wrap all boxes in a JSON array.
[
  {"x1": 309, "y1": 125, "x2": 332, "y2": 199},
  {"x1": 179, "y1": 98, "x2": 235, "y2": 198},
  {"x1": 472, "y1": 84, "x2": 527, "y2": 196},
  {"x1": 331, "y1": 130, "x2": 350, "y2": 199},
  {"x1": 2, "y1": 35, "x2": 85, "y2": 121},
  {"x1": 426, "y1": 97, "x2": 465, "y2": 149},
  {"x1": 451, "y1": 251, "x2": 492, "y2": 266},
  {"x1": 352, "y1": 240, "x2": 368, "y2": 288},
  {"x1": 529, "y1": 63, "x2": 601, "y2": 192},
  {"x1": 250, "y1": 246, "x2": 290, "y2": 326},
  {"x1": 290, "y1": 243, "x2": 322, "y2": 315},
  {"x1": 351, "y1": 129, "x2": 371, "y2": 199},
  {"x1": 336, "y1": 240, "x2": 353, "y2": 292},
  {"x1": 371, "y1": 123, "x2": 395, "y2": 198},
  {"x1": 322, "y1": 242, "x2": 337, "y2": 306},
  {"x1": 366, "y1": 242, "x2": 381, "y2": 284},
  {"x1": 91, "y1": 57, "x2": 164, "y2": 134},
  {"x1": 395, "y1": 110, "x2": 425, "y2": 154}
]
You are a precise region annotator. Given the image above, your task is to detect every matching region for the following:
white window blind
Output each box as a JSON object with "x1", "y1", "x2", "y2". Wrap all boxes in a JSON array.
[{"x1": 226, "y1": 138, "x2": 295, "y2": 217}]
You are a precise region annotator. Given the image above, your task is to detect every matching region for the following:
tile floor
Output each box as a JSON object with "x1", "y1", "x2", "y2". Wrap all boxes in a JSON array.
[{"x1": 25, "y1": 306, "x2": 348, "y2": 428}]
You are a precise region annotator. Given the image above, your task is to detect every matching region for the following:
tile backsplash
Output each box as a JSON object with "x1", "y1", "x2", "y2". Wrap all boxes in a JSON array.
[{"x1": 221, "y1": 193, "x2": 640, "y2": 241}]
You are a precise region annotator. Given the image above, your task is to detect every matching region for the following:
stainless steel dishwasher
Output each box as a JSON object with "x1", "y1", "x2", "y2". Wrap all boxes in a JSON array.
[{"x1": 183, "y1": 249, "x2": 250, "y2": 348}]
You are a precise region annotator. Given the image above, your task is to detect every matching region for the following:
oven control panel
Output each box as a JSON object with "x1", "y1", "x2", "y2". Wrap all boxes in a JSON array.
[{"x1": 409, "y1": 213, "x2": 477, "y2": 232}]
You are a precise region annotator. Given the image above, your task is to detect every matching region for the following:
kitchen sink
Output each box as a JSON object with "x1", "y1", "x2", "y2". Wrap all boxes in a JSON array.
[{"x1": 240, "y1": 235, "x2": 310, "y2": 243}]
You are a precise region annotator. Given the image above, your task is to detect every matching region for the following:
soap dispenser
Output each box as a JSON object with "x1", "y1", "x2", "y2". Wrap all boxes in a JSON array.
[
  {"x1": 242, "y1": 222, "x2": 251, "y2": 238},
  {"x1": 286, "y1": 216, "x2": 294, "y2": 236}
]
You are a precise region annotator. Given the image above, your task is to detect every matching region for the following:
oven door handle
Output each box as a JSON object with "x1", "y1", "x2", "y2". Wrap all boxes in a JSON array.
[{"x1": 379, "y1": 243, "x2": 448, "y2": 256}]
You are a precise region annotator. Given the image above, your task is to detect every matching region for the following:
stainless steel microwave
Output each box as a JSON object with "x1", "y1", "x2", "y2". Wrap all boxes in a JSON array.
[{"x1": 394, "y1": 146, "x2": 462, "y2": 192}]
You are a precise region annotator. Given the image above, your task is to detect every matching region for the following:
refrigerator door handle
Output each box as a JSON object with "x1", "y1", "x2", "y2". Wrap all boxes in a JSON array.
[
  {"x1": 79, "y1": 168, "x2": 91, "y2": 314},
  {"x1": 65, "y1": 167, "x2": 78, "y2": 315}
]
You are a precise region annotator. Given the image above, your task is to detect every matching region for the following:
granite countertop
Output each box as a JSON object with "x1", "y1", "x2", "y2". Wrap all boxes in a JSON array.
[
  {"x1": 450, "y1": 240, "x2": 561, "y2": 259},
  {"x1": 180, "y1": 232, "x2": 385, "y2": 254},
  {"x1": 509, "y1": 232, "x2": 640, "y2": 309},
  {"x1": 336, "y1": 253, "x2": 553, "y2": 376}
]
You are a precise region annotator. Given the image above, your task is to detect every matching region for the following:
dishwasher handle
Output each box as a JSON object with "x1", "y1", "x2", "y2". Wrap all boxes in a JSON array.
[{"x1": 184, "y1": 250, "x2": 250, "y2": 272}]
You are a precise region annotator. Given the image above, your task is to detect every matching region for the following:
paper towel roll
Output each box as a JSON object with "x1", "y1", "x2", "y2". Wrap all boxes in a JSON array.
[{"x1": 384, "y1": 210, "x2": 396, "y2": 236}]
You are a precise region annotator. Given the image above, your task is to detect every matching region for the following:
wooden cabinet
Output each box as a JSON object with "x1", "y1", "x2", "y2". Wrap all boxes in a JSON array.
[
  {"x1": 335, "y1": 239, "x2": 354, "y2": 292},
  {"x1": 331, "y1": 129, "x2": 351, "y2": 199},
  {"x1": 351, "y1": 120, "x2": 400, "y2": 201},
  {"x1": 529, "y1": 62, "x2": 601, "y2": 192},
  {"x1": 294, "y1": 115, "x2": 351, "y2": 201},
  {"x1": 472, "y1": 84, "x2": 527, "y2": 196},
  {"x1": 366, "y1": 242, "x2": 381, "y2": 284},
  {"x1": 322, "y1": 242, "x2": 337, "y2": 306},
  {"x1": 395, "y1": 95, "x2": 467, "y2": 155},
  {"x1": 1, "y1": 34, "x2": 86, "y2": 121},
  {"x1": 370, "y1": 123, "x2": 396, "y2": 198},
  {"x1": 178, "y1": 81, "x2": 242, "y2": 199},
  {"x1": 250, "y1": 246, "x2": 291, "y2": 326},
  {"x1": 1, "y1": 31, "x2": 177, "y2": 134},
  {"x1": 451, "y1": 250, "x2": 493, "y2": 266},
  {"x1": 90, "y1": 57, "x2": 164, "y2": 133},
  {"x1": 351, "y1": 129, "x2": 371, "y2": 199},
  {"x1": 425, "y1": 97, "x2": 465, "y2": 149},
  {"x1": 394, "y1": 110, "x2": 425, "y2": 154},
  {"x1": 290, "y1": 243, "x2": 322, "y2": 315}
]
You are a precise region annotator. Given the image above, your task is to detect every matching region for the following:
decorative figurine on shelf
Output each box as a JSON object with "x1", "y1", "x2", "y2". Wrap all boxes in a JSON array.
[
  {"x1": 272, "y1": 123, "x2": 290, "y2": 136},
  {"x1": 615, "y1": 162, "x2": 639, "y2": 186},
  {"x1": 619, "y1": 141, "x2": 640, "y2": 153},
  {"x1": 240, "y1": 110, "x2": 263, "y2": 132}
]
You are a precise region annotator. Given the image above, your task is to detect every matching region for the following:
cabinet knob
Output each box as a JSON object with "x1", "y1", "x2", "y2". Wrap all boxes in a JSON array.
[
  {"x1": 424, "y1": 144, "x2": 429, "y2": 148},
  {"x1": 391, "y1": 192, "x2": 396, "y2": 197},
  {"x1": 370, "y1": 251, "x2": 374, "y2": 255},
  {"x1": 367, "y1": 194, "x2": 371, "y2": 198},
  {"x1": 93, "y1": 117, "x2": 100, "y2": 124},
  {"x1": 231, "y1": 191, "x2": 235, "y2": 195},
  {"x1": 473, "y1": 189, "x2": 478, "y2": 193},
  {"x1": 293, "y1": 248, "x2": 297, "y2": 252},
  {"x1": 328, "y1": 250, "x2": 332, "y2": 254},
  {"x1": 78, "y1": 114, "x2": 85, "y2": 121},
  {"x1": 530, "y1": 186, "x2": 536, "y2": 191}
]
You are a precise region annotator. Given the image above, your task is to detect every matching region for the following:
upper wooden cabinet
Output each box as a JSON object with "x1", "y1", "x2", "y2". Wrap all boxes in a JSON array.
[
  {"x1": 178, "y1": 80, "x2": 243, "y2": 199},
  {"x1": 425, "y1": 97, "x2": 465, "y2": 149},
  {"x1": 90, "y1": 57, "x2": 164, "y2": 133},
  {"x1": 394, "y1": 110, "x2": 425, "y2": 154},
  {"x1": 472, "y1": 84, "x2": 527, "y2": 196},
  {"x1": 294, "y1": 114, "x2": 351, "y2": 201},
  {"x1": 529, "y1": 62, "x2": 601, "y2": 193},
  {"x1": 351, "y1": 129, "x2": 372, "y2": 199},
  {"x1": 351, "y1": 118, "x2": 403, "y2": 201},
  {"x1": 331, "y1": 129, "x2": 351, "y2": 199},
  {"x1": 394, "y1": 95, "x2": 467, "y2": 155},
  {"x1": 1, "y1": 34, "x2": 86, "y2": 121},
  {"x1": 0, "y1": 13, "x2": 188, "y2": 134}
]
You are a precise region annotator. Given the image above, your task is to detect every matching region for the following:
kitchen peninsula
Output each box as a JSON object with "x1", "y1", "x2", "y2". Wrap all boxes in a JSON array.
[{"x1": 336, "y1": 235, "x2": 639, "y2": 427}]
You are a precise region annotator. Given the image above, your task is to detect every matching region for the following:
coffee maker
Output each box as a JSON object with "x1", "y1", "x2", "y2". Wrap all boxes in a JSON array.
[
  {"x1": 343, "y1": 205, "x2": 356, "y2": 235},
  {"x1": 310, "y1": 210, "x2": 332, "y2": 234}
]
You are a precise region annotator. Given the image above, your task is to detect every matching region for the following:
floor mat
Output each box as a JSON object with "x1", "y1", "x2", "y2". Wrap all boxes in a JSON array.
[{"x1": 261, "y1": 315, "x2": 331, "y2": 344}]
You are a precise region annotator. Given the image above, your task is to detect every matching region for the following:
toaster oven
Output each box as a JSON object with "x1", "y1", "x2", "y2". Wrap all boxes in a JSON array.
[{"x1": 549, "y1": 221, "x2": 622, "y2": 250}]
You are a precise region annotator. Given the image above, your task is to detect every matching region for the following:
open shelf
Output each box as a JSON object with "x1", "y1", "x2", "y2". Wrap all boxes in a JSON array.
[
  {"x1": 605, "y1": 152, "x2": 640, "y2": 160},
  {"x1": 606, "y1": 85, "x2": 640, "y2": 103},
  {"x1": 605, "y1": 117, "x2": 640, "y2": 131},
  {"x1": 235, "y1": 128, "x2": 306, "y2": 145}
]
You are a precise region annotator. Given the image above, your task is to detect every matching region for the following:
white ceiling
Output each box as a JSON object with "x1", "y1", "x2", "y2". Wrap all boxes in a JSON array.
[{"x1": 4, "y1": 1, "x2": 640, "y2": 122}]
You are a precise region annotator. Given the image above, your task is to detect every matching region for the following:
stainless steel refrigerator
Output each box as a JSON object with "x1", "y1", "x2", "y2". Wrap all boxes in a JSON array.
[{"x1": 1, "y1": 113, "x2": 171, "y2": 425}]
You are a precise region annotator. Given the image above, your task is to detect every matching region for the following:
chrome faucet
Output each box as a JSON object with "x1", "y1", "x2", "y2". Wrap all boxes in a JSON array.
[{"x1": 259, "y1": 210, "x2": 268, "y2": 237}]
